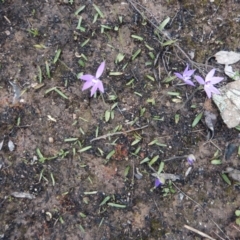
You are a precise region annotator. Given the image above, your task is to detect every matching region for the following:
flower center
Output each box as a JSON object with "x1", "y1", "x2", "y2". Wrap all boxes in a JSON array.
[
  {"x1": 205, "y1": 81, "x2": 211, "y2": 86},
  {"x1": 92, "y1": 78, "x2": 99, "y2": 84}
]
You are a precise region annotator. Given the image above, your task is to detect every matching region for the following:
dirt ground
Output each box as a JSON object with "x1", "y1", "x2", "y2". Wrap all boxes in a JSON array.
[{"x1": 1, "y1": 0, "x2": 240, "y2": 239}]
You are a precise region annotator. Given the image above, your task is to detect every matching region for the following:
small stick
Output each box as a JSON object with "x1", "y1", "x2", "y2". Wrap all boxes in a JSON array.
[
  {"x1": 174, "y1": 182, "x2": 229, "y2": 239},
  {"x1": 163, "y1": 155, "x2": 187, "y2": 162},
  {"x1": 90, "y1": 125, "x2": 148, "y2": 142},
  {"x1": 184, "y1": 225, "x2": 216, "y2": 240},
  {"x1": 4, "y1": 16, "x2": 11, "y2": 24}
]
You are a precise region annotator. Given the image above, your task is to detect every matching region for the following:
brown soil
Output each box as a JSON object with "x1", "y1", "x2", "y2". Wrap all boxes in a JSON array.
[{"x1": 1, "y1": 0, "x2": 240, "y2": 239}]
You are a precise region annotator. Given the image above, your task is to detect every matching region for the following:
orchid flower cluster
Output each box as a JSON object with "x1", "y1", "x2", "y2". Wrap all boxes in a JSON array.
[
  {"x1": 174, "y1": 64, "x2": 224, "y2": 98},
  {"x1": 79, "y1": 63, "x2": 220, "y2": 189}
]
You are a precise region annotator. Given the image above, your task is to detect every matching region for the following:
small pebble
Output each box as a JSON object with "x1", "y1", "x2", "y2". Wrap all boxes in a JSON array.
[{"x1": 49, "y1": 137, "x2": 54, "y2": 143}]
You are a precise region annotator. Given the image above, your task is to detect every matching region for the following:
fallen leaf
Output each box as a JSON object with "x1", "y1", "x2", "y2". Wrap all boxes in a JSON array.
[
  {"x1": 204, "y1": 110, "x2": 217, "y2": 133},
  {"x1": 224, "y1": 167, "x2": 240, "y2": 182},
  {"x1": 224, "y1": 65, "x2": 240, "y2": 81},
  {"x1": 8, "y1": 140, "x2": 15, "y2": 152},
  {"x1": 212, "y1": 80, "x2": 240, "y2": 128},
  {"x1": 151, "y1": 172, "x2": 181, "y2": 182},
  {"x1": 214, "y1": 51, "x2": 240, "y2": 65},
  {"x1": 11, "y1": 192, "x2": 35, "y2": 199}
]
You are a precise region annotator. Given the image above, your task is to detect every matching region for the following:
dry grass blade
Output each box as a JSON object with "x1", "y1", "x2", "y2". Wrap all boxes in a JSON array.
[
  {"x1": 184, "y1": 225, "x2": 216, "y2": 240},
  {"x1": 90, "y1": 125, "x2": 148, "y2": 142}
]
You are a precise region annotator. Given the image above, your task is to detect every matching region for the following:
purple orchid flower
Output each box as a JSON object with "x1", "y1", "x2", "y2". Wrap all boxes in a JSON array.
[
  {"x1": 194, "y1": 69, "x2": 224, "y2": 98},
  {"x1": 174, "y1": 64, "x2": 195, "y2": 86},
  {"x1": 80, "y1": 61, "x2": 105, "y2": 96}
]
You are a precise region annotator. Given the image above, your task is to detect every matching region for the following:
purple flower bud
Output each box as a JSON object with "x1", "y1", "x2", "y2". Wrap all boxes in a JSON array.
[
  {"x1": 187, "y1": 154, "x2": 196, "y2": 165},
  {"x1": 154, "y1": 178, "x2": 162, "y2": 188}
]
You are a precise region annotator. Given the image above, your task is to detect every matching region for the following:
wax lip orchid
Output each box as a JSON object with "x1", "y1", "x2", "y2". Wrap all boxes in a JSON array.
[
  {"x1": 80, "y1": 61, "x2": 105, "y2": 96},
  {"x1": 174, "y1": 64, "x2": 196, "y2": 86},
  {"x1": 194, "y1": 69, "x2": 224, "y2": 98}
]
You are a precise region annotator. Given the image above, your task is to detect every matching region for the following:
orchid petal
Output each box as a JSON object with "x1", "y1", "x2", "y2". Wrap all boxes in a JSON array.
[
  {"x1": 185, "y1": 79, "x2": 195, "y2": 86},
  {"x1": 186, "y1": 69, "x2": 195, "y2": 77},
  {"x1": 80, "y1": 74, "x2": 94, "y2": 81},
  {"x1": 154, "y1": 178, "x2": 161, "y2": 188},
  {"x1": 183, "y1": 64, "x2": 189, "y2": 75},
  {"x1": 209, "y1": 77, "x2": 224, "y2": 85},
  {"x1": 97, "y1": 80, "x2": 104, "y2": 93},
  {"x1": 82, "y1": 80, "x2": 93, "y2": 91},
  {"x1": 205, "y1": 69, "x2": 216, "y2": 82},
  {"x1": 90, "y1": 83, "x2": 98, "y2": 96},
  {"x1": 174, "y1": 73, "x2": 183, "y2": 80},
  {"x1": 204, "y1": 86, "x2": 212, "y2": 98},
  {"x1": 194, "y1": 75, "x2": 205, "y2": 85},
  {"x1": 208, "y1": 85, "x2": 220, "y2": 95},
  {"x1": 95, "y1": 61, "x2": 105, "y2": 78}
]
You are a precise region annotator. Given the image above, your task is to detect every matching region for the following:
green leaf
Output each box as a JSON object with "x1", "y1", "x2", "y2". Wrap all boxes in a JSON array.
[
  {"x1": 167, "y1": 91, "x2": 180, "y2": 96},
  {"x1": 74, "y1": 5, "x2": 86, "y2": 15},
  {"x1": 140, "y1": 157, "x2": 150, "y2": 164},
  {"x1": 81, "y1": 38, "x2": 90, "y2": 47},
  {"x1": 192, "y1": 112, "x2": 203, "y2": 127},
  {"x1": 93, "y1": 4, "x2": 104, "y2": 18},
  {"x1": 99, "y1": 196, "x2": 111, "y2": 206},
  {"x1": 148, "y1": 155, "x2": 159, "y2": 167},
  {"x1": 161, "y1": 39, "x2": 177, "y2": 46},
  {"x1": 115, "y1": 53, "x2": 125, "y2": 63},
  {"x1": 158, "y1": 17, "x2": 170, "y2": 31},
  {"x1": 236, "y1": 218, "x2": 240, "y2": 226},
  {"x1": 235, "y1": 210, "x2": 240, "y2": 217},
  {"x1": 157, "y1": 161, "x2": 164, "y2": 174},
  {"x1": 162, "y1": 75, "x2": 176, "y2": 83},
  {"x1": 109, "y1": 72, "x2": 123, "y2": 76},
  {"x1": 79, "y1": 212, "x2": 86, "y2": 218},
  {"x1": 132, "y1": 49, "x2": 141, "y2": 60},
  {"x1": 54, "y1": 88, "x2": 68, "y2": 99},
  {"x1": 107, "y1": 203, "x2": 126, "y2": 208},
  {"x1": 175, "y1": 114, "x2": 180, "y2": 124},
  {"x1": 45, "y1": 61, "x2": 51, "y2": 78},
  {"x1": 38, "y1": 66, "x2": 42, "y2": 83},
  {"x1": 211, "y1": 159, "x2": 222, "y2": 165},
  {"x1": 124, "y1": 166, "x2": 130, "y2": 177},
  {"x1": 106, "y1": 150, "x2": 115, "y2": 160},
  {"x1": 53, "y1": 49, "x2": 61, "y2": 64},
  {"x1": 105, "y1": 110, "x2": 111, "y2": 122},
  {"x1": 131, "y1": 35, "x2": 143, "y2": 41},
  {"x1": 36, "y1": 148, "x2": 44, "y2": 159},
  {"x1": 221, "y1": 173, "x2": 231, "y2": 185},
  {"x1": 235, "y1": 125, "x2": 240, "y2": 131},
  {"x1": 131, "y1": 138, "x2": 141, "y2": 146},
  {"x1": 79, "y1": 146, "x2": 92, "y2": 153},
  {"x1": 64, "y1": 138, "x2": 78, "y2": 142}
]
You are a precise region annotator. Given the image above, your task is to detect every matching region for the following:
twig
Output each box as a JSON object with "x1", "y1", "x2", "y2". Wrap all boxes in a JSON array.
[
  {"x1": 232, "y1": 224, "x2": 240, "y2": 233},
  {"x1": 90, "y1": 125, "x2": 148, "y2": 142},
  {"x1": 173, "y1": 182, "x2": 230, "y2": 240},
  {"x1": 184, "y1": 225, "x2": 216, "y2": 240},
  {"x1": 163, "y1": 155, "x2": 187, "y2": 162},
  {"x1": 4, "y1": 16, "x2": 11, "y2": 24}
]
